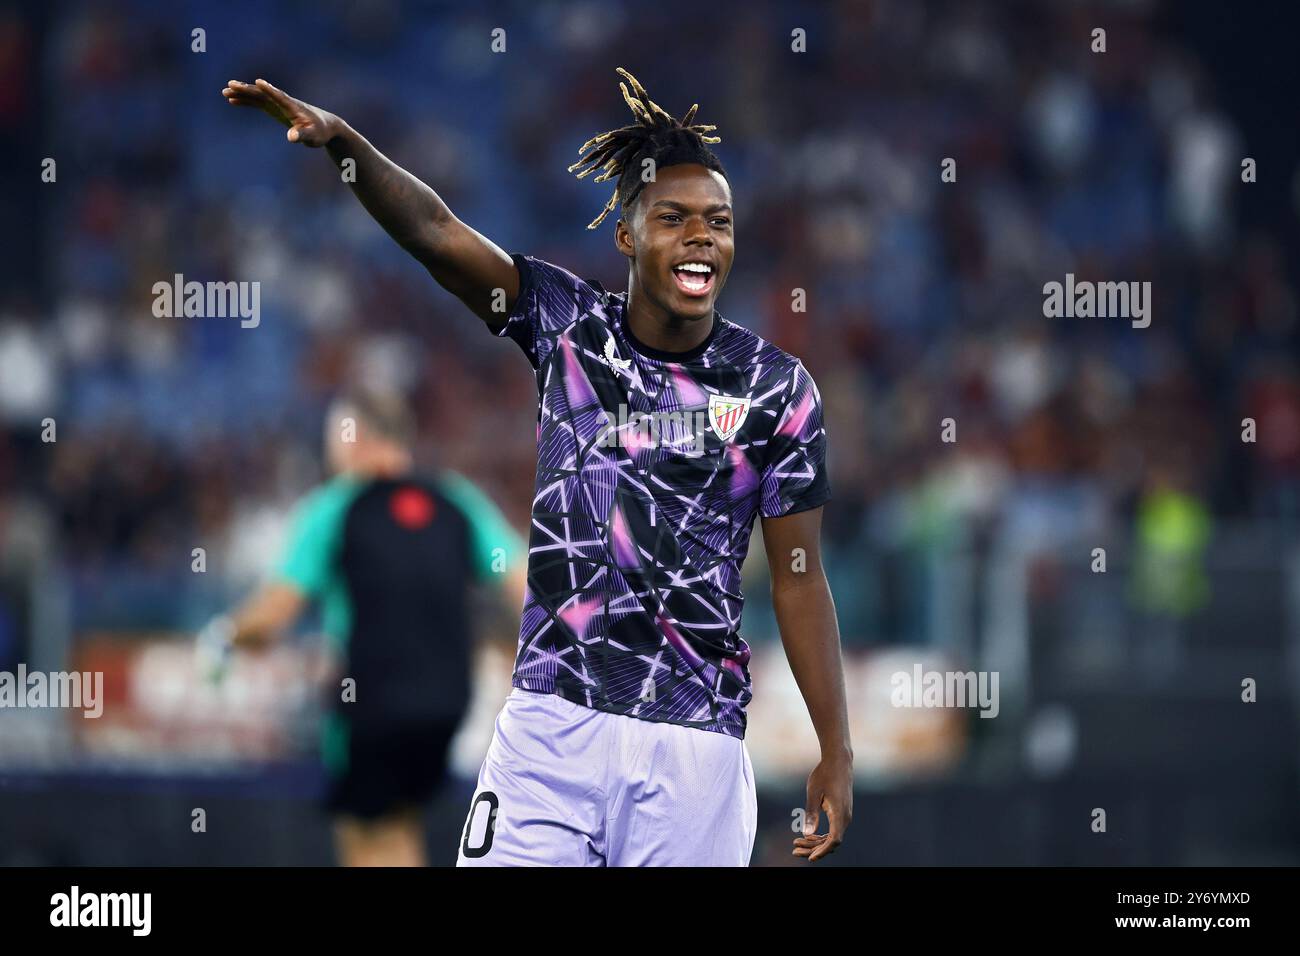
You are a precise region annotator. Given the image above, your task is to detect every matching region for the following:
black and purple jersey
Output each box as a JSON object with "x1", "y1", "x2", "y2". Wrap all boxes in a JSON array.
[{"x1": 496, "y1": 254, "x2": 830, "y2": 738}]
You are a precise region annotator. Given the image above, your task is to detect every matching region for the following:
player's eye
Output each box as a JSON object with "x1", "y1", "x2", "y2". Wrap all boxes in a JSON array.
[
  {"x1": 711, "y1": 218, "x2": 731, "y2": 227},
  {"x1": 660, "y1": 214, "x2": 682, "y2": 223}
]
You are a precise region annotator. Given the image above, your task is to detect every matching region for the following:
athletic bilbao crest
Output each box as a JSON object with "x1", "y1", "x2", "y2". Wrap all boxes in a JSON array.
[{"x1": 708, "y1": 393, "x2": 751, "y2": 442}]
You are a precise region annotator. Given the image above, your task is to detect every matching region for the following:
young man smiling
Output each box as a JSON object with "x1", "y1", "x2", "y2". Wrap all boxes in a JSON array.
[{"x1": 223, "y1": 66, "x2": 853, "y2": 866}]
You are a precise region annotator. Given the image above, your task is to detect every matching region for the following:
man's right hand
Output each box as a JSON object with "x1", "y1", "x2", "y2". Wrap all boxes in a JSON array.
[{"x1": 222, "y1": 78, "x2": 341, "y2": 147}]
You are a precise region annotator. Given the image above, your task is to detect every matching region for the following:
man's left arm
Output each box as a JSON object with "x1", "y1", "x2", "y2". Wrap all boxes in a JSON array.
[{"x1": 761, "y1": 505, "x2": 853, "y2": 862}]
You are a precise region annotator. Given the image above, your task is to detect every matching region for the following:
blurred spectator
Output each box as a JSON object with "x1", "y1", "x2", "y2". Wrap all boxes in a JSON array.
[{"x1": 1, "y1": 0, "x2": 1292, "y2": 651}]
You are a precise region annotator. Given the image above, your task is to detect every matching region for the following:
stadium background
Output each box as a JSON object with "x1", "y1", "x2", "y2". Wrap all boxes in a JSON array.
[{"x1": 1, "y1": 0, "x2": 1298, "y2": 865}]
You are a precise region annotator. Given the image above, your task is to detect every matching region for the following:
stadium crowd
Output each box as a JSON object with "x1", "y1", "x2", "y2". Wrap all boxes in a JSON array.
[{"x1": 1, "y1": 0, "x2": 1296, "y2": 651}]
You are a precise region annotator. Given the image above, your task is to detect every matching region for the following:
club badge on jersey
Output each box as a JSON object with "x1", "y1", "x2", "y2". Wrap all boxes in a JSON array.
[{"x1": 708, "y1": 393, "x2": 751, "y2": 442}]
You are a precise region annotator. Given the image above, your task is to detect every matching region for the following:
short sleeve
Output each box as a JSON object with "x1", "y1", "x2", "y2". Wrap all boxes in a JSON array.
[
  {"x1": 759, "y1": 361, "x2": 831, "y2": 518},
  {"x1": 274, "y1": 479, "x2": 359, "y2": 597},
  {"x1": 438, "y1": 470, "x2": 528, "y2": 585},
  {"x1": 495, "y1": 253, "x2": 604, "y2": 369}
]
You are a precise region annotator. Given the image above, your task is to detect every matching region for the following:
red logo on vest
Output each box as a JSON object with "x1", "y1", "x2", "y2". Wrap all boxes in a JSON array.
[{"x1": 390, "y1": 487, "x2": 435, "y2": 529}]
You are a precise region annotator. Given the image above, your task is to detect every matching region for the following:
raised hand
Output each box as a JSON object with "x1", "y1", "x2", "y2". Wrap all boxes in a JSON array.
[
  {"x1": 219, "y1": 78, "x2": 519, "y2": 327},
  {"x1": 221, "y1": 78, "x2": 340, "y2": 147}
]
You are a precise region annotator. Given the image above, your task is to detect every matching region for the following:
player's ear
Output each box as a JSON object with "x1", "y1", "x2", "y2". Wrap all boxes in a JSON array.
[{"x1": 614, "y1": 216, "x2": 634, "y2": 258}]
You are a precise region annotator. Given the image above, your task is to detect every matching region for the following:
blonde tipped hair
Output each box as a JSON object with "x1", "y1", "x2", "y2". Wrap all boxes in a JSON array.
[{"x1": 567, "y1": 67, "x2": 725, "y2": 230}]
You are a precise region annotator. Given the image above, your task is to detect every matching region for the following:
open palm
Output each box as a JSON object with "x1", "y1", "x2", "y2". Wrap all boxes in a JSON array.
[{"x1": 221, "y1": 78, "x2": 338, "y2": 147}]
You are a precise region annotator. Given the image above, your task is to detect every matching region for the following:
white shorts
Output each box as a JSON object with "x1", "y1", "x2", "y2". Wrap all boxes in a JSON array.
[{"x1": 457, "y1": 688, "x2": 758, "y2": 866}]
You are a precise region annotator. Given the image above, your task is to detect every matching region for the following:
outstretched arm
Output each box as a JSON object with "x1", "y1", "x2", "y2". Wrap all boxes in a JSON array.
[
  {"x1": 194, "y1": 582, "x2": 305, "y2": 682},
  {"x1": 222, "y1": 78, "x2": 519, "y2": 329},
  {"x1": 761, "y1": 506, "x2": 853, "y2": 862}
]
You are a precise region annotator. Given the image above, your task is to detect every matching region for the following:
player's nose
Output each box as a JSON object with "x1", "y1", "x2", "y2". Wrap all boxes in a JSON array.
[{"x1": 683, "y1": 221, "x2": 713, "y2": 246}]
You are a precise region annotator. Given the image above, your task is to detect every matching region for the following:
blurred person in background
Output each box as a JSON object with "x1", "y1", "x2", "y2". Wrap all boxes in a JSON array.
[
  {"x1": 196, "y1": 386, "x2": 526, "y2": 866},
  {"x1": 1130, "y1": 457, "x2": 1212, "y2": 679}
]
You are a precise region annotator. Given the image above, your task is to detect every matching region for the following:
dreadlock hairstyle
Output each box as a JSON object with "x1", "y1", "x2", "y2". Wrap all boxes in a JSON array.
[{"x1": 567, "y1": 67, "x2": 726, "y2": 230}]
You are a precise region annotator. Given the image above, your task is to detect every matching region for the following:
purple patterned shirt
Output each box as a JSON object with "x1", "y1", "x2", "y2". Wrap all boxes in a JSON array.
[{"x1": 496, "y1": 254, "x2": 829, "y2": 738}]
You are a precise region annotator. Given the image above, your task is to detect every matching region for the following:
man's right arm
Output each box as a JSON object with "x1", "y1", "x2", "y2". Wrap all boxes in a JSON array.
[{"x1": 222, "y1": 78, "x2": 519, "y2": 330}]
